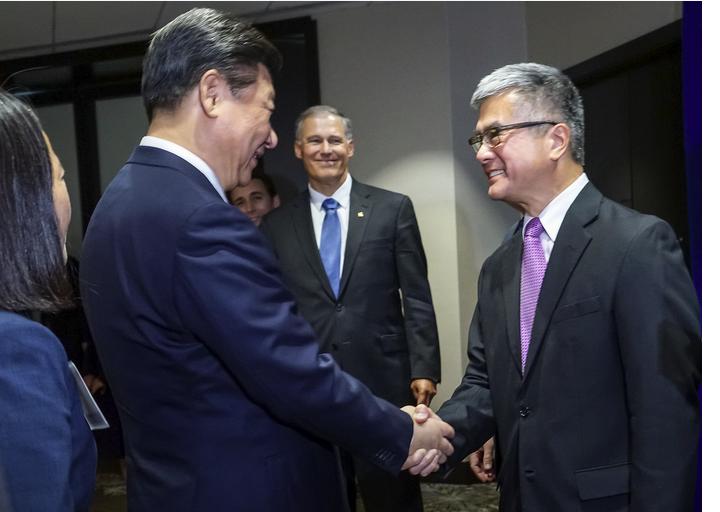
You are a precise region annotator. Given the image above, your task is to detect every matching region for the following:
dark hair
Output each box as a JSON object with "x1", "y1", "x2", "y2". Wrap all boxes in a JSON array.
[
  {"x1": 142, "y1": 7, "x2": 283, "y2": 119},
  {"x1": 0, "y1": 90, "x2": 71, "y2": 312},
  {"x1": 251, "y1": 164, "x2": 277, "y2": 198}
]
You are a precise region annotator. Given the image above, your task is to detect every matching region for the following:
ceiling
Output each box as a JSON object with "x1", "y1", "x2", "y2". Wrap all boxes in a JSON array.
[{"x1": 0, "y1": 1, "x2": 348, "y2": 60}]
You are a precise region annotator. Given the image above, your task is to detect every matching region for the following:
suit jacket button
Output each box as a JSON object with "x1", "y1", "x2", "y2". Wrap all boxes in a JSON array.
[
  {"x1": 524, "y1": 468, "x2": 536, "y2": 481},
  {"x1": 335, "y1": 303, "x2": 344, "y2": 312},
  {"x1": 519, "y1": 406, "x2": 530, "y2": 418}
]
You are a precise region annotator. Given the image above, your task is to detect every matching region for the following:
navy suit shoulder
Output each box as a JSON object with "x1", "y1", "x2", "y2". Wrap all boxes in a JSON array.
[
  {"x1": 81, "y1": 148, "x2": 412, "y2": 511},
  {"x1": 0, "y1": 311, "x2": 96, "y2": 512}
]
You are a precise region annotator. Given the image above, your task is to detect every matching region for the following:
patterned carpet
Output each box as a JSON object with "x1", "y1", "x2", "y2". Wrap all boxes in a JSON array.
[
  {"x1": 92, "y1": 460, "x2": 500, "y2": 512},
  {"x1": 92, "y1": 462, "x2": 498, "y2": 512}
]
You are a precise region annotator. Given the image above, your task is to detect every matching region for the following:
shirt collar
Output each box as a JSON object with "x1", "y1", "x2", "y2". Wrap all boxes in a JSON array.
[
  {"x1": 523, "y1": 173, "x2": 589, "y2": 240},
  {"x1": 140, "y1": 136, "x2": 228, "y2": 203},
  {"x1": 308, "y1": 174, "x2": 353, "y2": 211}
]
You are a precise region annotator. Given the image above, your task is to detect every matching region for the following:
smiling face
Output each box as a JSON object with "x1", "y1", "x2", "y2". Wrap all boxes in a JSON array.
[
  {"x1": 229, "y1": 178, "x2": 277, "y2": 225},
  {"x1": 294, "y1": 114, "x2": 354, "y2": 195},
  {"x1": 44, "y1": 133, "x2": 71, "y2": 261},
  {"x1": 474, "y1": 92, "x2": 554, "y2": 213},
  {"x1": 214, "y1": 64, "x2": 278, "y2": 189}
]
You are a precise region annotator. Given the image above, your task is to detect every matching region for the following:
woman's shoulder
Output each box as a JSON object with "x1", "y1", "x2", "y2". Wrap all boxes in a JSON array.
[{"x1": 0, "y1": 310, "x2": 66, "y2": 361}]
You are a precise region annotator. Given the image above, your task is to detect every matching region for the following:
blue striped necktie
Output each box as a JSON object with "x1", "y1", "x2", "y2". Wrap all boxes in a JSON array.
[{"x1": 320, "y1": 198, "x2": 341, "y2": 297}]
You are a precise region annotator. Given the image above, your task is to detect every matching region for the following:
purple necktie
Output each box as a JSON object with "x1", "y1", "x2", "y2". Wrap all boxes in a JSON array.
[{"x1": 520, "y1": 217, "x2": 547, "y2": 373}]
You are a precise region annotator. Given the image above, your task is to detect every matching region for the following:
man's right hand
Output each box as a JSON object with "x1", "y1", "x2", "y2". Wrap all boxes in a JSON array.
[
  {"x1": 469, "y1": 437, "x2": 496, "y2": 482},
  {"x1": 400, "y1": 405, "x2": 454, "y2": 476}
]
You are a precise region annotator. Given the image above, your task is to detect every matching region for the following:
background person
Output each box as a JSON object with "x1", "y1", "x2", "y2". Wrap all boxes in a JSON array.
[
  {"x1": 262, "y1": 105, "x2": 441, "y2": 512},
  {"x1": 0, "y1": 89, "x2": 96, "y2": 511},
  {"x1": 79, "y1": 9, "x2": 452, "y2": 512},
  {"x1": 228, "y1": 163, "x2": 280, "y2": 225}
]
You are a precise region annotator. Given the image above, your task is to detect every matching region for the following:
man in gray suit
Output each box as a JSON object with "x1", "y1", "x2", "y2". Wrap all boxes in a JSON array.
[
  {"x1": 426, "y1": 62, "x2": 700, "y2": 512},
  {"x1": 262, "y1": 105, "x2": 441, "y2": 512}
]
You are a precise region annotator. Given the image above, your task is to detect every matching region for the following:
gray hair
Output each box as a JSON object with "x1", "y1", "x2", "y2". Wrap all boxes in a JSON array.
[
  {"x1": 470, "y1": 63, "x2": 585, "y2": 165},
  {"x1": 142, "y1": 8, "x2": 282, "y2": 119},
  {"x1": 295, "y1": 105, "x2": 353, "y2": 141}
]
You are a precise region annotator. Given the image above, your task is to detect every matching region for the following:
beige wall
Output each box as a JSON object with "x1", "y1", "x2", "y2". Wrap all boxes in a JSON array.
[
  {"x1": 313, "y1": 0, "x2": 683, "y2": 403},
  {"x1": 527, "y1": 1, "x2": 682, "y2": 69},
  {"x1": 315, "y1": 3, "x2": 464, "y2": 404},
  {"x1": 29, "y1": 0, "x2": 684, "y2": 403}
]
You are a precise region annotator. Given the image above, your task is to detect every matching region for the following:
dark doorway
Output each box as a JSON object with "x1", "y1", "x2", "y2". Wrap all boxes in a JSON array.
[{"x1": 566, "y1": 21, "x2": 688, "y2": 264}]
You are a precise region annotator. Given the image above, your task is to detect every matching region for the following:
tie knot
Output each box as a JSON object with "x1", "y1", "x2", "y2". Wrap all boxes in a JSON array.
[
  {"x1": 525, "y1": 217, "x2": 544, "y2": 238},
  {"x1": 322, "y1": 198, "x2": 340, "y2": 212}
]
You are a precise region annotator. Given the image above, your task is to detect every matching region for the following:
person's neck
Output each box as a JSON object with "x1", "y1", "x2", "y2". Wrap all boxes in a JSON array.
[
  {"x1": 148, "y1": 117, "x2": 230, "y2": 190},
  {"x1": 522, "y1": 164, "x2": 583, "y2": 217}
]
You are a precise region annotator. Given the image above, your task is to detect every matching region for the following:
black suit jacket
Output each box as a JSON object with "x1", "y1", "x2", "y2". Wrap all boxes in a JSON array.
[
  {"x1": 80, "y1": 147, "x2": 413, "y2": 511},
  {"x1": 437, "y1": 182, "x2": 700, "y2": 512},
  {"x1": 262, "y1": 180, "x2": 440, "y2": 406}
]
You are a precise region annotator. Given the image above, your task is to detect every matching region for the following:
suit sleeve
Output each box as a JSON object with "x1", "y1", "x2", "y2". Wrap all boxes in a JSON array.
[
  {"x1": 172, "y1": 204, "x2": 413, "y2": 473},
  {"x1": 614, "y1": 219, "x2": 700, "y2": 511},
  {"x1": 0, "y1": 323, "x2": 77, "y2": 511},
  {"x1": 435, "y1": 270, "x2": 496, "y2": 468},
  {"x1": 394, "y1": 196, "x2": 441, "y2": 382}
]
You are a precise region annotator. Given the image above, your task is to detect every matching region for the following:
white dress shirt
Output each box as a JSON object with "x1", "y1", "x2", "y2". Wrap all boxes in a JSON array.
[
  {"x1": 140, "y1": 136, "x2": 228, "y2": 203},
  {"x1": 309, "y1": 174, "x2": 352, "y2": 275},
  {"x1": 522, "y1": 173, "x2": 589, "y2": 263}
]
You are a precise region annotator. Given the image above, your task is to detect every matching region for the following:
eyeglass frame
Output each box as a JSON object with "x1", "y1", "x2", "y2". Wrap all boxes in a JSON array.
[{"x1": 467, "y1": 121, "x2": 560, "y2": 154}]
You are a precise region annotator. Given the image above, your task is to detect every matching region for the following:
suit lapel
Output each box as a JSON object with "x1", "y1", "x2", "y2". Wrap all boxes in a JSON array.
[
  {"x1": 291, "y1": 191, "x2": 336, "y2": 299},
  {"x1": 501, "y1": 225, "x2": 524, "y2": 377},
  {"x1": 339, "y1": 182, "x2": 372, "y2": 296},
  {"x1": 523, "y1": 183, "x2": 601, "y2": 377}
]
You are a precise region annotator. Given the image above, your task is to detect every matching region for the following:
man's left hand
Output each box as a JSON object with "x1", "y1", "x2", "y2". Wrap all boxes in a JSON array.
[{"x1": 411, "y1": 379, "x2": 437, "y2": 406}]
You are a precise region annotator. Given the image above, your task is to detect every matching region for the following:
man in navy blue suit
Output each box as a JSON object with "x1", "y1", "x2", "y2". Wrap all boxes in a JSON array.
[{"x1": 80, "y1": 8, "x2": 453, "y2": 512}]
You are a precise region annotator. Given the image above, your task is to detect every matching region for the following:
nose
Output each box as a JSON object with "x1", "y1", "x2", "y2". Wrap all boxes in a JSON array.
[
  {"x1": 320, "y1": 140, "x2": 331, "y2": 154},
  {"x1": 266, "y1": 128, "x2": 278, "y2": 150},
  {"x1": 476, "y1": 143, "x2": 495, "y2": 165}
]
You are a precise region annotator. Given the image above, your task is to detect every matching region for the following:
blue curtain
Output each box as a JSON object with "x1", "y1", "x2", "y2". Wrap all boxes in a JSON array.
[{"x1": 681, "y1": 3, "x2": 701, "y2": 510}]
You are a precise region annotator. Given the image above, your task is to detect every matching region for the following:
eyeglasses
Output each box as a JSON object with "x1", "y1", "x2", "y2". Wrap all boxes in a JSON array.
[{"x1": 468, "y1": 121, "x2": 559, "y2": 154}]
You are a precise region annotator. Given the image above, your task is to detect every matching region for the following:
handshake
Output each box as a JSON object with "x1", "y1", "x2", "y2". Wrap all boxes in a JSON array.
[{"x1": 400, "y1": 404, "x2": 455, "y2": 477}]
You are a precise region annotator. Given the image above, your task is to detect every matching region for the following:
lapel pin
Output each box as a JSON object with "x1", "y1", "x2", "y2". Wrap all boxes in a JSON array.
[{"x1": 357, "y1": 211, "x2": 364, "y2": 218}]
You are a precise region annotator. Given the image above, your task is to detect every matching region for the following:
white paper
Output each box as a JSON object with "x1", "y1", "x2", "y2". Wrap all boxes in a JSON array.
[{"x1": 68, "y1": 361, "x2": 110, "y2": 431}]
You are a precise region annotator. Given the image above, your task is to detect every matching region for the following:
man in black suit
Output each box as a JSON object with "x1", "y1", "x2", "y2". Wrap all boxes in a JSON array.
[
  {"x1": 79, "y1": 9, "x2": 454, "y2": 512},
  {"x1": 425, "y1": 63, "x2": 701, "y2": 511},
  {"x1": 262, "y1": 105, "x2": 441, "y2": 511}
]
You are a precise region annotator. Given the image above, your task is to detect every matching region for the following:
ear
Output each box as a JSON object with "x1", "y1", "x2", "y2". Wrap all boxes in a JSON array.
[
  {"x1": 198, "y1": 69, "x2": 225, "y2": 118},
  {"x1": 548, "y1": 123, "x2": 571, "y2": 161},
  {"x1": 272, "y1": 196, "x2": 281, "y2": 208},
  {"x1": 294, "y1": 141, "x2": 303, "y2": 159},
  {"x1": 347, "y1": 140, "x2": 355, "y2": 158}
]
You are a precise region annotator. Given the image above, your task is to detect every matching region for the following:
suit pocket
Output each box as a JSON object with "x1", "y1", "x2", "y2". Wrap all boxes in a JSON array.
[
  {"x1": 575, "y1": 462, "x2": 629, "y2": 500},
  {"x1": 552, "y1": 296, "x2": 601, "y2": 323},
  {"x1": 379, "y1": 334, "x2": 407, "y2": 354}
]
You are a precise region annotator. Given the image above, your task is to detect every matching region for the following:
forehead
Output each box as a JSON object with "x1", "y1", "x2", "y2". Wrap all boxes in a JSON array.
[
  {"x1": 300, "y1": 114, "x2": 347, "y2": 137},
  {"x1": 230, "y1": 179, "x2": 268, "y2": 199},
  {"x1": 475, "y1": 92, "x2": 521, "y2": 131}
]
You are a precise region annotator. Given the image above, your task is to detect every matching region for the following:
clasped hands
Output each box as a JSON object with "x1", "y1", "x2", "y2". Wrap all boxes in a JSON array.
[{"x1": 400, "y1": 404, "x2": 454, "y2": 477}]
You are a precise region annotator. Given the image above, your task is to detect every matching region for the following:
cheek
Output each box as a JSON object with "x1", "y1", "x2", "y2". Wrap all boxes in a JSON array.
[{"x1": 53, "y1": 182, "x2": 71, "y2": 236}]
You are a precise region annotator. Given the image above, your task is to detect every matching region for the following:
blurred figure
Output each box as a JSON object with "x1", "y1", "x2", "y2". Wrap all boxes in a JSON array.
[
  {"x1": 228, "y1": 163, "x2": 280, "y2": 225},
  {"x1": 41, "y1": 255, "x2": 126, "y2": 476},
  {"x1": 0, "y1": 89, "x2": 96, "y2": 511}
]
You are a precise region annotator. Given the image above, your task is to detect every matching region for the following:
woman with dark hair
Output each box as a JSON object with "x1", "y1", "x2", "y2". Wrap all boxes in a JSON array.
[{"x1": 0, "y1": 89, "x2": 96, "y2": 511}]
